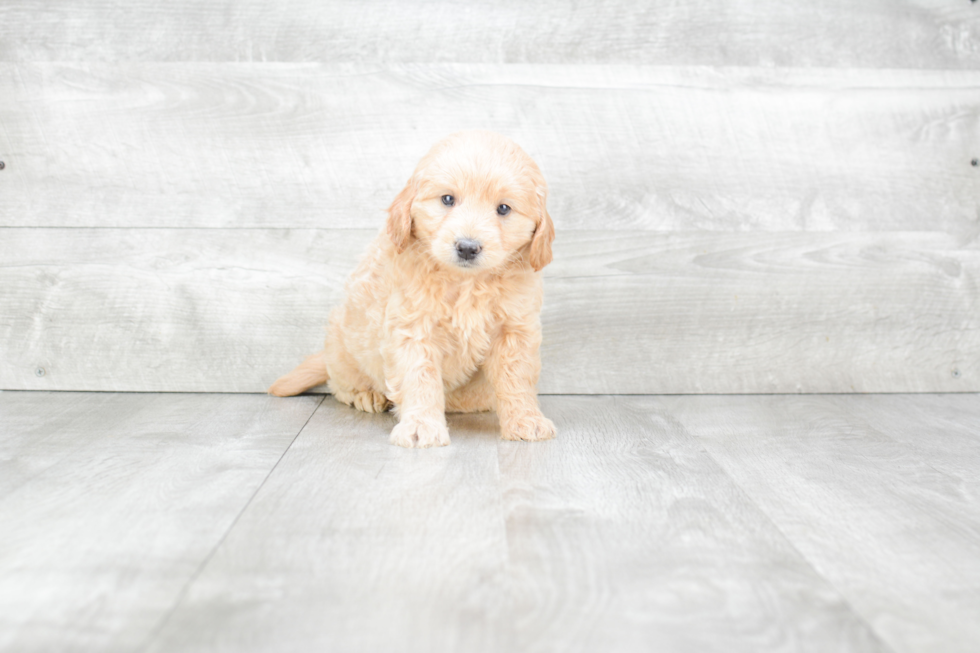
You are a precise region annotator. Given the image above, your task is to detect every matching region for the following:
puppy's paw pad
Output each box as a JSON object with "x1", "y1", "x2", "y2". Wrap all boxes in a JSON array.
[
  {"x1": 390, "y1": 417, "x2": 450, "y2": 448},
  {"x1": 352, "y1": 390, "x2": 391, "y2": 413},
  {"x1": 502, "y1": 413, "x2": 556, "y2": 442}
]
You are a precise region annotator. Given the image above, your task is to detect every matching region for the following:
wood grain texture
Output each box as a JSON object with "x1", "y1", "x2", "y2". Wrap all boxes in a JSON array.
[
  {"x1": 2, "y1": 64, "x2": 978, "y2": 232},
  {"x1": 4, "y1": 392, "x2": 975, "y2": 652},
  {"x1": 660, "y1": 394, "x2": 980, "y2": 653},
  {"x1": 143, "y1": 396, "x2": 887, "y2": 653},
  {"x1": 144, "y1": 400, "x2": 511, "y2": 653},
  {"x1": 829, "y1": 394, "x2": 980, "y2": 488},
  {"x1": 495, "y1": 396, "x2": 887, "y2": 653},
  {"x1": 0, "y1": 391, "x2": 322, "y2": 653},
  {"x1": 1, "y1": 228, "x2": 977, "y2": 394},
  {"x1": 0, "y1": 0, "x2": 978, "y2": 68}
]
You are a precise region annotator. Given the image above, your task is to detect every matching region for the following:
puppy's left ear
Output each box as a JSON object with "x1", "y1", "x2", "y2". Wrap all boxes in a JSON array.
[
  {"x1": 387, "y1": 178, "x2": 416, "y2": 253},
  {"x1": 528, "y1": 188, "x2": 555, "y2": 271}
]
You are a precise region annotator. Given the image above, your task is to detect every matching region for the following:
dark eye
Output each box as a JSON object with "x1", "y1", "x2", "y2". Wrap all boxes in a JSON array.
[
  {"x1": 497, "y1": 204, "x2": 511, "y2": 216},
  {"x1": 441, "y1": 195, "x2": 455, "y2": 207}
]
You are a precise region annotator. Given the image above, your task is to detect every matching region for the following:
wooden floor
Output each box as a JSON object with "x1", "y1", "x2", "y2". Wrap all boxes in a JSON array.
[{"x1": 1, "y1": 392, "x2": 978, "y2": 653}]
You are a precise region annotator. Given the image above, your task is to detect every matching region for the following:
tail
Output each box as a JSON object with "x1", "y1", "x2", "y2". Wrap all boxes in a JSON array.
[{"x1": 268, "y1": 352, "x2": 329, "y2": 397}]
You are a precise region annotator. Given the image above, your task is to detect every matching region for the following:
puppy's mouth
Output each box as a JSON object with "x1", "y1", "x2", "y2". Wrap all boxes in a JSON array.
[{"x1": 455, "y1": 253, "x2": 481, "y2": 264}]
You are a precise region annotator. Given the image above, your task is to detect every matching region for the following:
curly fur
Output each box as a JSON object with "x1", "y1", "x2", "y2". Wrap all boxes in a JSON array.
[{"x1": 269, "y1": 131, "x2": 555, "y2": 448}]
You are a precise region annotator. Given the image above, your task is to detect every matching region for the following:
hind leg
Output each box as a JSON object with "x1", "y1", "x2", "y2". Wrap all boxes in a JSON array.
[
  {"x1": 446, "y1": 370, "x2": 495, "y2": 414},
  {"x1": 331, "y1": 384, "x2": 391, "y2": 413},
  {"x1": 325, "y1": 338, "x2": 391, "y2": 414}
]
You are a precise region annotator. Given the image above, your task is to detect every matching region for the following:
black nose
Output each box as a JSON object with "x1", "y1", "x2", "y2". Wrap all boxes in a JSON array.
[{"x1": 455, "y1": 239, "x2": 482, "y2": 261}]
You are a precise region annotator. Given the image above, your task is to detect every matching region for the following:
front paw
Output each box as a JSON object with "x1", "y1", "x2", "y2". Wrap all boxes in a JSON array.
[
  {"x1": 501, "y1": 412, "x2": 556, "y2": 442},
  {"x1": 390, "y1": 415, "x2": 450, "y2": 448}
]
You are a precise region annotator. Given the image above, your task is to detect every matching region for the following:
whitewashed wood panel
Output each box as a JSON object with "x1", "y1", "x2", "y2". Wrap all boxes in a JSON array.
[
  {"x1": 660, "y1": 394, "x2": 980, "y2": 653},
  {"x1": 1, "y1": 228, "x2": 976, "y2": 394},
  {"x1": 144, "y1": 397, "x2": 887, "y2": 653},
  {"x1": 0, "y1": 391, "x2": 322, "y2": 653},
  {"x1": 1, "y1": 1, "x2": 977, "y2": 68},
  {"x1": 2, "y1": 64, "x2": 978, "y2": 232}
]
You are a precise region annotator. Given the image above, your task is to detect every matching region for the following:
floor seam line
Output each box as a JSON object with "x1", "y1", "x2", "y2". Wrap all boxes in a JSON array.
[
  {"x1": 136, "y1": 394, "x2": 326, "y2": 652},
  {"x1": 660, "y1": 401, "x2": 900, "y2": 653},
  {"x1": 704, "y1": 450, "x2": 897, "y2": 651}
]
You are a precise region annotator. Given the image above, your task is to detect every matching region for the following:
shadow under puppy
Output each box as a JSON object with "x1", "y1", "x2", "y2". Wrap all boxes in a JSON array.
[{"x1": 269, "y1": 130, "x2": 556, "y2": 448}]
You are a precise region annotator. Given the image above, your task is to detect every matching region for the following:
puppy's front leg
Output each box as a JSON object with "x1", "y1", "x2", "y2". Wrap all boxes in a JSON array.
[
  {"x1": 387, "y1": 340, "x2": 450, "y2": 448},
  {"x1": 484, "y1": 327, "x2": 556, "y2": 442}
]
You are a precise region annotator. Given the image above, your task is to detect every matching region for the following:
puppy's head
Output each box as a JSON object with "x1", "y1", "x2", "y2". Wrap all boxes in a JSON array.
[{"x1": 387, "y1": 131, "x2": 554, "y2": 273}]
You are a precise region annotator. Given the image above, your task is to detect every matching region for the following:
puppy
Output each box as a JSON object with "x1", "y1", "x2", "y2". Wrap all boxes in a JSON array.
[{"x1": 269, "y1": 131, "x2": 555, "y2": 448}]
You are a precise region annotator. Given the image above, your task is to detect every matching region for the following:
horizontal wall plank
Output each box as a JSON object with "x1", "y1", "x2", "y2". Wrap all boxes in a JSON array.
[
  {"x1": 1, "y1": 228, "x2": 976, "y2": 394},
  {"x1": 0, "y1": 1, "x2": 977, "y2": 68},
  {"x1": 1, "y1": 64, "x2": 978, "y2": 232}
]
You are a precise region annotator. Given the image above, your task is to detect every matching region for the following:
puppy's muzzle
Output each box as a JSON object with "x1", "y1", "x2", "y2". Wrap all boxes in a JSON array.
[{"x1": 455, "y1": 238, "x2": 482, "y2": 262}]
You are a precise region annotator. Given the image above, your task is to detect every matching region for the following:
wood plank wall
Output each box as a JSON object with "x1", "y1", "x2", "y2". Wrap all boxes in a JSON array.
[{"x1": 1, "y1": 2, "x2": 978, "y2": 393}]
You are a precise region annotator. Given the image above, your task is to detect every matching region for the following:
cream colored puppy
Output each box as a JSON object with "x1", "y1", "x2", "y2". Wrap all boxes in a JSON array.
[{"x1": 269, "y1": 131, "x2": 555, "y2": 448}]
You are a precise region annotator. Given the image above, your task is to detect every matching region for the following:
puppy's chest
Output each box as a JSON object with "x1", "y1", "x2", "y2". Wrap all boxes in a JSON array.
[{"x1": 436, "y1": 287, "x2": 500, "y2": 364}]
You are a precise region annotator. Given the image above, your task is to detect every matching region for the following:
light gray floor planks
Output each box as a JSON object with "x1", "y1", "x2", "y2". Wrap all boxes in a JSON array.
[
  {"x1": 4, "y1": 391, "x2": 979, "y2": 651},
  {"x1": 0, "y1": 391, "x2": 322, "y2": 653},
  {"x1": 145, "y1": 395, "x2": 889, "y2": 653},
  {"x1": 1, "y1": 1, "x2": 977, "y2": 68},
  {"x1": 496, "y1": 396, "x2": 886, "y2": 653},
  {"x1": 2, "y1": 65, "x2": 977, "y2": 232},
  {"x1": 829, "y1": 394, "x2": 980, "y2": 488},
  {"x1": 660, "y1": 393, "x2": 980, "y2": 653},
  {"x1": 2, "y1": 228, "x2": 976, "y2": 394},
  {"x1": 144, "y1": 400, "x2": 511, "y2": 653}
]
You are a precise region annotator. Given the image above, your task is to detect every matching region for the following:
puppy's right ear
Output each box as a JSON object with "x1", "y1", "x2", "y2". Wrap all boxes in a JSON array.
[
  {"x1": 386, "y1": 178, "x2": 416, "y2": 253},
  {"x1": 528, "y1": 187, "x2": 555, "y2": 271}
]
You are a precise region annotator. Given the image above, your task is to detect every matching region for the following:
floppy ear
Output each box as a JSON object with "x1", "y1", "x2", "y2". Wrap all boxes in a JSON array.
[
  {"x1": 528, "y1": 189, "x2": 555, "y2": 271},
  {"x1": 386, "y1": 178, "x2": 416, "y2": 253}
]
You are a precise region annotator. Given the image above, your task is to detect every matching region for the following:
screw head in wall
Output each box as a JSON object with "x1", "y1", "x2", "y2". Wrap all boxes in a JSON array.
[
  {"x1": 972, "y1": 158, "x2": 979, "y2": 167},
  {"x1": 951, "y1": 368, "x2": 961, "y2": 379},
  {"x1": 0, "y1": 161, "x2": 5, "y2": 170},
  {"x1": 35, "y1": 367, "x2": 46, "y2": 377}
]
